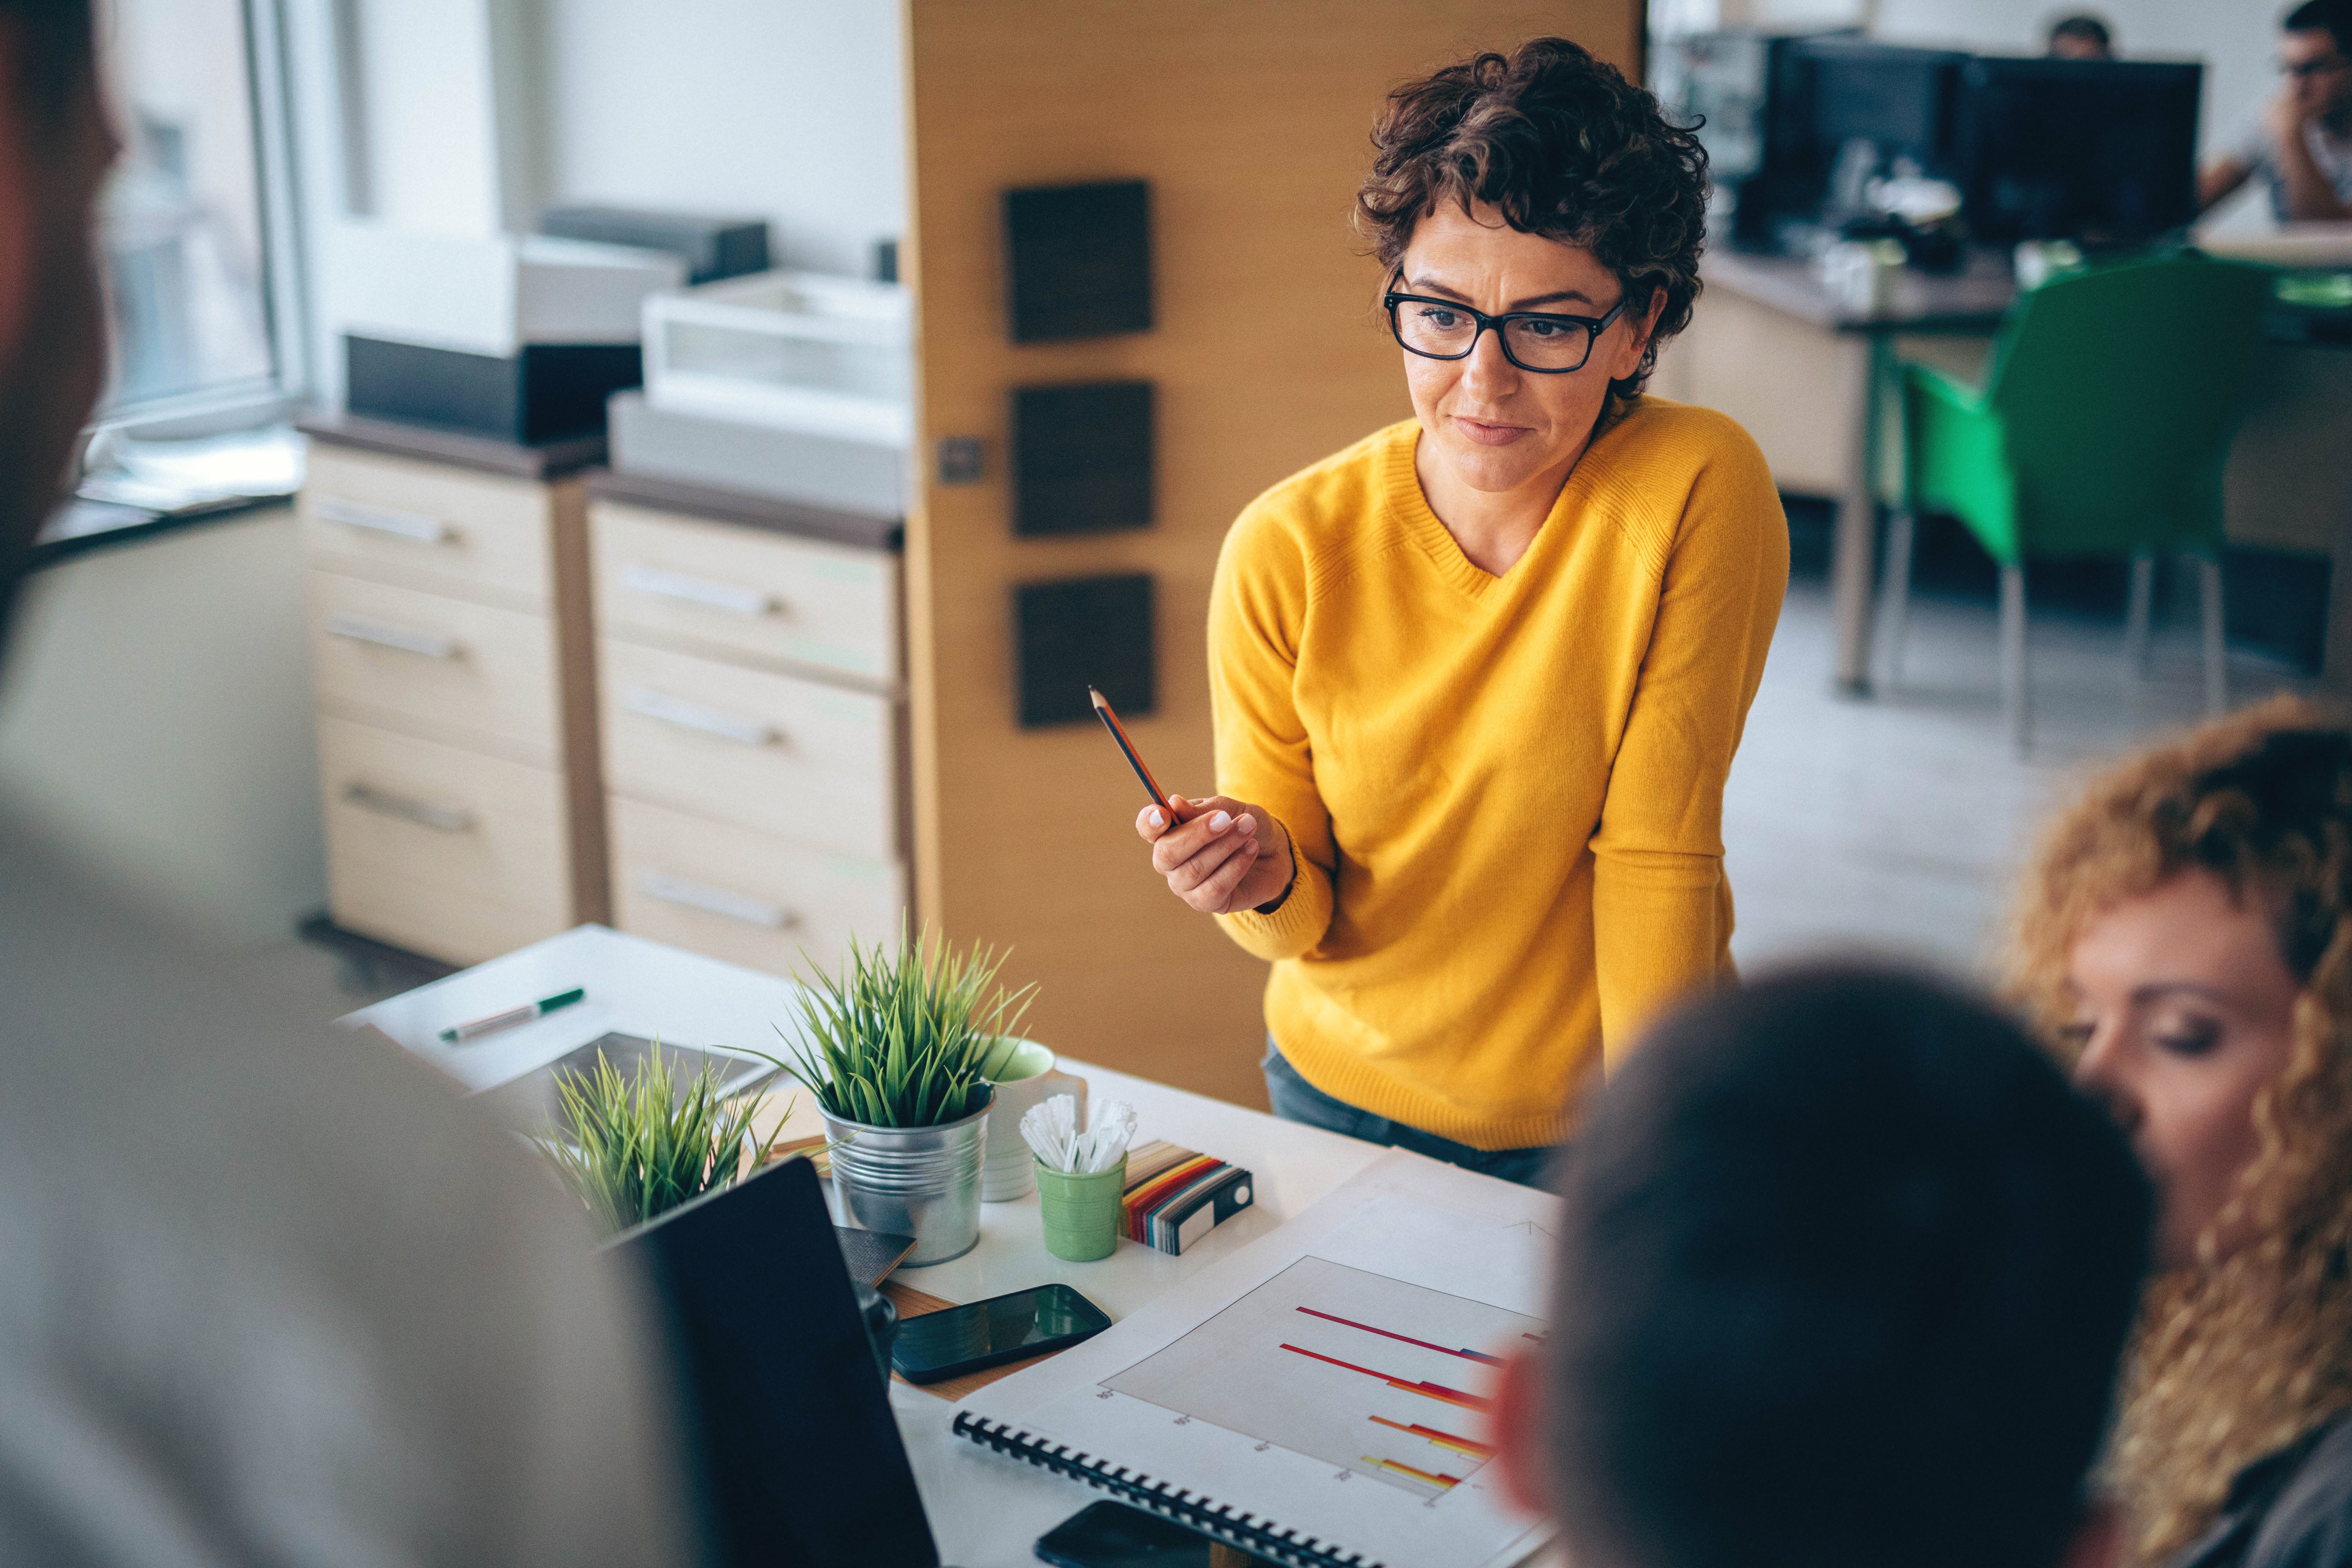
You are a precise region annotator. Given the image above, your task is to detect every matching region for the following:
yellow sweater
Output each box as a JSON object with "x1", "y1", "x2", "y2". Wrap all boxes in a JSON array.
[{"x1": 1209, "y1": 399, "x2": 1787, "y2": 1150}]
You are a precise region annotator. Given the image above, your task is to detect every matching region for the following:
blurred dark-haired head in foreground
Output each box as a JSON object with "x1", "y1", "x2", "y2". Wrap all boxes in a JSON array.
[
  {"x1": 0, "y1": 7, "x2": 689, "y2": 1562},
  {"x1": 1491, "y1": 965, "x2": 2152, "y2": 1568}
]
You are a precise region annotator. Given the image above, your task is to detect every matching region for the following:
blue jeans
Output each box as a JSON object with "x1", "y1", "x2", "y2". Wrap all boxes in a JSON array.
[{"x1": 1261, "y1": 1041, "x2": 1562, "y2": 1190}]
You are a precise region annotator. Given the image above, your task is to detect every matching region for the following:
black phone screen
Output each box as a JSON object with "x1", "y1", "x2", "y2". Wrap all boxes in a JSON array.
[
  {"x1": 1036, "y1": 1502, "x2": 1224, "y2": 1568},
  {"x1": 889, "y1": 1282, "x2": 1112, "y2": 1383}
]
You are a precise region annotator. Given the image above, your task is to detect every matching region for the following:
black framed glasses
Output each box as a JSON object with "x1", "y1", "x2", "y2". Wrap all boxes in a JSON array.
[{"x1": 1383, "y1": 279, "x2": 1628, "y2": 374}]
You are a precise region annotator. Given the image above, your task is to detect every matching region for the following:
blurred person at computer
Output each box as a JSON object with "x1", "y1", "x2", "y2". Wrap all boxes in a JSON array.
[
  {"x1": 2012, "y1": 698, "x2": 2352, "y2": 1568},
  {"x1": 0, "y1": 6, "x2": 690, "y2": 1564},
  {"x1": 2200, "y1": 0, "x2": 2352, "y2": 223},
  {"x1": 1484, "y1": 966, "x2": 2153, "y2": 1568},
  {"x1": 1130, "y1": 37, "x2": 1786, "y2": 1187},
  {"x1": 2048, "y1": 14, "x2": 2118, "y2": 60}
]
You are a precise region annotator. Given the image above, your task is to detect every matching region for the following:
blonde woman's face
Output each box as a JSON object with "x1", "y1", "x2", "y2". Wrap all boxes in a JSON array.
[{"x1": 2067, "y1": 870, "x2": 2301, "y2": 1270}]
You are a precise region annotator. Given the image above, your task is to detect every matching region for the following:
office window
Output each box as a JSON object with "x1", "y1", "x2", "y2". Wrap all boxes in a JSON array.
[{"x1": 95, "y1": 0, "x2": 291, "y2": 416}]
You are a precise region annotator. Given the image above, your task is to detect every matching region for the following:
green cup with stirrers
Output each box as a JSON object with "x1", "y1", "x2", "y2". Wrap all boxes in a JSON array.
[
  {"x1": 1024, "y1": 1094, "x2": 1135, "y2": 1262},
  {"x1": 1036, "y1": 1156, "x2": 1127, "y2": 1261}
]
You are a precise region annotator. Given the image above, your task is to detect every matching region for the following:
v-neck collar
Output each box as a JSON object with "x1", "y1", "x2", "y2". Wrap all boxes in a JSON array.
[{"x1": 1381, "y1": 421, "x2": 1588, "y2": 602}]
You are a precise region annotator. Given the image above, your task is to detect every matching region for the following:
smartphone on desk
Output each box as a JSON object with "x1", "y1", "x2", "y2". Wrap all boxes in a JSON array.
[
  {"x1": 890, "y1": 1282, "x2": 1112, "y2": 1385},
  {"x1": 1038, "y1": 1501, "x2": 1272, "y2": 1567}
]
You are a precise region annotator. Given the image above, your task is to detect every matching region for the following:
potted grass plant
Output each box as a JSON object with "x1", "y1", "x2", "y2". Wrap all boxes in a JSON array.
[
  {"x1": 777, "y1": 925, "x2": 1034, "y2": 1266},
  {"x1": 540, "y1": 1041, "x2": 782, "y2": 1234},
  {"x1": 536, "y1": 1044, "x2": 902, "y2": 1384}
]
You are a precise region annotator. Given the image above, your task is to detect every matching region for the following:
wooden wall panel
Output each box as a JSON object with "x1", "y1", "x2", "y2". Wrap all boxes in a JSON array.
[{"x1": 903, "y1": 1, "x2": 1645, "y2": 1107}]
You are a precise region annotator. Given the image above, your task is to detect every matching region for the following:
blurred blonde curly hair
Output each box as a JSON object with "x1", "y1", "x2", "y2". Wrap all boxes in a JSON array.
[{"x1": 2008, "y1": 695, "x2": 2352, "y2": 1564}]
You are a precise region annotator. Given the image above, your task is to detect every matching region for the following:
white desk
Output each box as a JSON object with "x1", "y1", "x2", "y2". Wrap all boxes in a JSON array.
[{"x1": 348, "y1": 924, "x2": 1389, "y2": 1566}]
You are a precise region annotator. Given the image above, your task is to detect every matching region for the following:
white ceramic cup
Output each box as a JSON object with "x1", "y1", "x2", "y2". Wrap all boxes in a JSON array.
[{"x1": 981, "y1": 1038, "x2": 1086, "y2": 1201}]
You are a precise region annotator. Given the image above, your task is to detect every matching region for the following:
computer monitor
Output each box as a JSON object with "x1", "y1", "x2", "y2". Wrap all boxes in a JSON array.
[
  {"x1": 1733, "y1": 37, "x2": 1971, "y2": 246},
  {"x1": 622, "y1": 1156, "x2": 940, "y2": 1568},
  {"x1": 1805, "y1": 38, "x2": 1968, "y2": 170},
  {"x1": 1956, "y1": 57, "x2": 2203, "y2": 244}
]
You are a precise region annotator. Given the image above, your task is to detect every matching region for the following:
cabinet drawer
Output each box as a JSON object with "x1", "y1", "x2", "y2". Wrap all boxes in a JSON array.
[
  {"x1": 308, "y1": 570, "x2": 560, "y2": 764},
  {"x1": 591, "y1": 501, "x2": 898, "y2": 685},
  {"x1": 608, "y1": 796, "x2": 902, "y2": 978},
  {"x1": 600, "y1": 639, "x2": 897, "y2": 858},
  {"x1": 319, "y1": 716, "x2": 572, "y2": 965},
  {"x1": 300, "y1": 444, "x2": 555, "y2": 608}
]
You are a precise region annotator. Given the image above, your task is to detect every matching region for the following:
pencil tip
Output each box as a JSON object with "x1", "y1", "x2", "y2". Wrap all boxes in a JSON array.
[{"x1": 1087, "y1": 685, "x2": 1107, "y2": 707}]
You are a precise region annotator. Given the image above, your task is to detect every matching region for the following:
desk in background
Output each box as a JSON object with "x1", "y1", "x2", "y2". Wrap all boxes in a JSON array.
[
  {"x1": 1652, "y1": 248, "x2": 2013, "y2": 695},
  {"x1": 1656, "y1": 249, "x2": 2352, "y2": 696},
  {"x1": 347, "y1": 923, "x2": 1387, "y2": 1568}
]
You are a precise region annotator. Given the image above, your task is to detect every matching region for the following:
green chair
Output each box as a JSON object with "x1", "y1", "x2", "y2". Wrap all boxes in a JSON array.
[{"x1": 1880, "y1": 253, "x2": 2274, "y2": 753}]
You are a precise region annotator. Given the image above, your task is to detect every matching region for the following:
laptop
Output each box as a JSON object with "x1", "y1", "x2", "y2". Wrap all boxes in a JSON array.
[
  {"x1": 472, "y1": 1030, "x2": 780, "y2": 1136},
  {"x1": 622, "y1": 1156, "x2": 940, "y2": 1568}
]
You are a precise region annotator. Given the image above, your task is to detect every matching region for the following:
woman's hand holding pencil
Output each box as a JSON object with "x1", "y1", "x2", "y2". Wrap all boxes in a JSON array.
[
  {"x1": 1135, "y1": 793, "x2": 1293, "y2": 916},
  {"x1": 1090, "y1": 684, "x2": 1293, "y2": 916}
]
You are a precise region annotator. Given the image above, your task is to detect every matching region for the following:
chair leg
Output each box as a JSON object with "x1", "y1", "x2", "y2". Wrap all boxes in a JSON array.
[
  {"x1": 2001, "y1": 562, "x2": 2030, "y2": 757},
  {"x1": 2198, "y1": 552, "x2": 2227, "y2": 718},
  {"x1": 1876, "y1": 508, "x2": 1917, "y2": 690},
  {"x1": 2124, "y1": 552, "x2": 2155, "y2": 679}
]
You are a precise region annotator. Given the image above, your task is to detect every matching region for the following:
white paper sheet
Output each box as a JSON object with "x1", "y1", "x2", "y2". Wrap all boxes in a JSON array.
[{"x1": 953, "y1": 1149, "x2": 1560, "y2": 1568}]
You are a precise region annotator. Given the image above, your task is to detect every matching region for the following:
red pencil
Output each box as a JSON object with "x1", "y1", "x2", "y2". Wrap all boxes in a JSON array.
[{"x1": 1088, "y1": 685, "x2": 1173, "y2": 813}]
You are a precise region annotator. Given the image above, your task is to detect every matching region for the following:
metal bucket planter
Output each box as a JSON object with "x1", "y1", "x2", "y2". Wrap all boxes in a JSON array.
[{"x1": 824, "y1": 1091, "x2": 993, "y2": 1267}]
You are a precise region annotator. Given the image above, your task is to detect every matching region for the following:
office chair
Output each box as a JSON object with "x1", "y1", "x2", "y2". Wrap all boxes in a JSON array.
[{"x1": 1878, "y1": 252, "x2": 2274, "y2": 754}]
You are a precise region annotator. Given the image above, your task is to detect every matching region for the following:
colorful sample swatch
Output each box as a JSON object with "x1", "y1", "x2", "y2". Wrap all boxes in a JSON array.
[{"x1": 1119, "y1": 1139, "x2": 1254, "y2": 1255}]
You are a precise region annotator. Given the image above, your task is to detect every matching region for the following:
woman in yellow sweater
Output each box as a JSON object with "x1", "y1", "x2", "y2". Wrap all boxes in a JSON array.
[{"x1": 1134, "y1": 37, "x2": 1787, "y2": 1183}]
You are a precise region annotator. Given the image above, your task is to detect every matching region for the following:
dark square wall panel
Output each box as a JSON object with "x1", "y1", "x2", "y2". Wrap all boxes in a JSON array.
[
  {"x1": 1002, "y1": 180, "x2": 1152, "y2": 342},
  {"x1": 1011, "y1": 380, "x2": 1154, "y2": 536},
  {"x1": 1015, "y1": 574, "x2": 1154, "y2": 728}
]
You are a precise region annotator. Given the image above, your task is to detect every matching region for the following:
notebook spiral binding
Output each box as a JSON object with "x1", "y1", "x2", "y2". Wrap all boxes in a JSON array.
[{"x1": 951, "y1": 1410, "x2": 1386, "y2": 1568}]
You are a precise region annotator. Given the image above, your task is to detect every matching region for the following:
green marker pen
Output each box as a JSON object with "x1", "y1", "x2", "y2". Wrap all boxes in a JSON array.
[{"x1": 439, "y1": 987, "x2": 586, "y2": 1044}]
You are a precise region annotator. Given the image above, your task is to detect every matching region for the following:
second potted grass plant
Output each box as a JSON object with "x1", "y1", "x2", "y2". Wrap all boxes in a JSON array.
[{"x1": 778, "y1": 925, "x2": 1034, "y2": 1266}]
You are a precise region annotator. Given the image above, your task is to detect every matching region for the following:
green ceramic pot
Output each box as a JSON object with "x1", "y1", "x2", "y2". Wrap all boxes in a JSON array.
[{"x1": 1035, "y1": 1154, "x2": 1126, "y2": 1262}]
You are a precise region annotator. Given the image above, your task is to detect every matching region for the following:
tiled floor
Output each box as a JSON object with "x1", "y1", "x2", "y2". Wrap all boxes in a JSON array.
[{"x1": 1724, "y1": 576, "x2": 2309, "y2": 980}]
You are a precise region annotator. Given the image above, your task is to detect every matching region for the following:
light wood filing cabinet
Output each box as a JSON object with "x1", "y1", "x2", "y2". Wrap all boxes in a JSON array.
[
  {"x1": 297, "y1": 415, "x2": 610, "y2": 964},
  {"x1": 585, "y1": 468, "x2": 906, "y2": 978}
]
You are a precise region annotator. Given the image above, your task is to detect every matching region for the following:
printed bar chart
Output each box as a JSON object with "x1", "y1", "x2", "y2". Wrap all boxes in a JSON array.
[
  {"x1": 1276, "y1": 1343, "x2": 1492, "y2": 1412},
  {"x1": 1102, "y1": 1255, "x2": 1541, "y2": 1496},
  {"x1": 1294, "y1": 1306, "x2": 1507, "y2": 1365},
  {"x1": 1368, "y1": 1414, "x2": 1496, "y2": 1461}
]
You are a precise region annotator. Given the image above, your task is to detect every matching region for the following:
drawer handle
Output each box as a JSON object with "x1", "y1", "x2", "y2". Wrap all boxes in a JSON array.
[
  {"x1": 316, "y1": 497, "x2": 451, "y2": 544},
  {"x1": 342, "y1": 781, "x2": 474, "y2": 833},
  {"x1": 621, "y1": 563, "x2": 777, "y2": 618},
  {"x1": 623, "y1": 686, "x2": 778, "y2": 747},
  {"x1": 327, "y1": 612, "x2": 460, "y2": 660},
  {"x1": 639, "y1": 871, "x2": 796, "y2": 930}
]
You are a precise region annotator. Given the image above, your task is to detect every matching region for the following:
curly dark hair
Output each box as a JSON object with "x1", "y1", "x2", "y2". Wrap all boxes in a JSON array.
[{"x1": 1354, "y1": 37, "x2": 1710, "y2": 414}]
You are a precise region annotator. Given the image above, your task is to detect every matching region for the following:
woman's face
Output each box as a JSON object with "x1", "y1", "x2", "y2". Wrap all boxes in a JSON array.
[
  {"x1": 2067, "y1": 869, "x2": 2302, "y2": 1270},
  {"x1": 1394, "y1": 202, "x2": 1658, "y2": 500}
]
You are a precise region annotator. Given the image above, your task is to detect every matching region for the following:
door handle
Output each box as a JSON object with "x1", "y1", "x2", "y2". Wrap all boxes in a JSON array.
[
  {"x1": 327, "y1": 612, "x2": 460, "y2": 660},
  {"x1": 638, "y1": 871, "x2": 795, "y2": 930},
  {"x1": 620, "y1": 563, "x2": 777, "y2": 618},
  {"x1": 623, "y1": 687, "x2": 778, "y2": 747},
  {"x1": 342, "y1": 781, "x2": 474, "y2": 833},
  {"x1": 316, "y1": 497, "x2": 450, "y2": 544}
]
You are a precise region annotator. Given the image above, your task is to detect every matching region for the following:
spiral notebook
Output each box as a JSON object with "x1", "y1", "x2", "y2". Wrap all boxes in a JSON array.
[{"x1": 948, "y1": 1150, "x2": 1558, "y2": 1568}]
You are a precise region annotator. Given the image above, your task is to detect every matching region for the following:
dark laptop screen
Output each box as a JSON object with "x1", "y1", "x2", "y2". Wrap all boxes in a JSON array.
[{"x1": 624, "y1": 1156, "x2": 940, "y2": 1568}]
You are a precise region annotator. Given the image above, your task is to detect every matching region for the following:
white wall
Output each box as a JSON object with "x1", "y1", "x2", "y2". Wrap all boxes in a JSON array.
[
  {"x1": 345, "y1": 0, "x2": 504, "y2": 236},
  {"x1": 0, "y1": 511, "x2": 327, "y2": 948},
  {"x1": 536, "y1": 0, "x2": 906, "y2": 279}
]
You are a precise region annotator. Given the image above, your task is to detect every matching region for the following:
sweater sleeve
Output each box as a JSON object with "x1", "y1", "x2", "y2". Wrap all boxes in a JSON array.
[
  {"x1": 1207, "y1": 505, "x2": 1337, "y2": 962},
  {"x1": 1590, "y1": 428, "x2": 1789, "y2": 1068}
]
